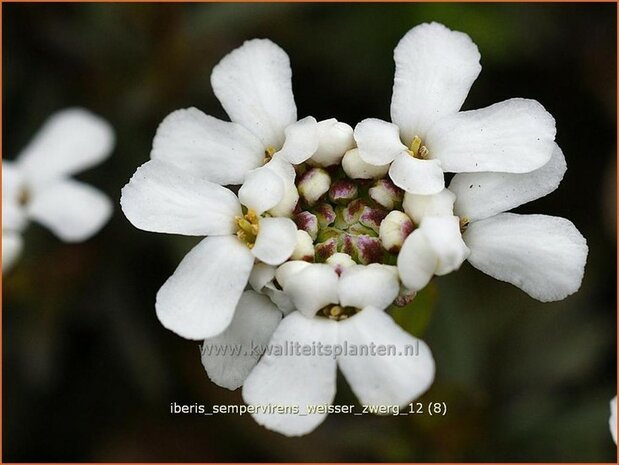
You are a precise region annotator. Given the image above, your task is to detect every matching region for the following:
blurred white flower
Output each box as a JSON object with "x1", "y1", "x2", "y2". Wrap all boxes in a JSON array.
[
  {"x1": 353, "y1": 22, "x2": 556, "y2": 195},
  {"x1": 241, "y1": 258, "x2": 434, "y2": 436},
  {"x1": 610, "y1": 396, "x2": 617, "y2": 444},
  {"x1": 120, "y1": 160, "x2": 298, "y2": 340},
  {"x1": 2, "y1": 108, "x2": 114, "y2": 271}
]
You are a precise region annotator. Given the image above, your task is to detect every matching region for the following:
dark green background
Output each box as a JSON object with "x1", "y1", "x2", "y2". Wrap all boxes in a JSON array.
[{"x1": 3, "y1": 3, "x2": 617, "y2": 462}]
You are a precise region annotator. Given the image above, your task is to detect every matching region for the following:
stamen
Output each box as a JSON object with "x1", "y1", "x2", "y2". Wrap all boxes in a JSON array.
[
  {"x1": 459, "y1": 217, "x2": 470, "y2": 233},
  {"x1": 406, "y1": 136, "x2": 430, "y2": 159},
  {"x1": 320, "y1": 304, "x2": 360, "y2": 321},
  {"x1": 264, "y1": 146, "x2": 277, "y2": 163},
  {"x1": 235, "y1": 209, "x2": 260, "y2": 248}
]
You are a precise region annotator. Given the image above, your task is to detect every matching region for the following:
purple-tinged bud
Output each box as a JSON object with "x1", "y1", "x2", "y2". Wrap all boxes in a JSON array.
[
  {"x1": 379, "y1": 210, "x2": 414, "y2": 253},
  {"x1": 315, "y1": 237, "x2": 338, "y2": 262},
  {"x1": 326, "y1": 252, "x2": 356, "y2": 275},
  {"x1": 314, "y1": 203, "x2": 336, "y2": 228},
  {"x1": 342, "y1": 198, "x2": 366, "y2": 225},
  {"x1": 294, "y1": 211, "x2": 319, "y2": 240},
  {"x1": 328, "y1": 179, "x2": 358, "y2": 204},
  {"x1": 341, "y1": 234, "x2": 386, "y2": 265},
  {"x1": 354, "y1": 235, "x2": 386, "y2": 265},
  {"x1": 297, "y1": 167, "x2": 331, "y2": 206},
  {"x1": 359, "y1": 206, "x2": 388, "y2": 233},
  {"x1": 369, "y1": 178, "x2": 404, "y2": 210}
]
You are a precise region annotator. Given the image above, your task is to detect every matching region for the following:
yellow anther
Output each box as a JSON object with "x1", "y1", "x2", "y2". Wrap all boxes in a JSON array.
[
  {"x1": 235, "y1": 209, "x2": 260, "y2": 248},
  {"x1": 409, "y1": 136, "x2": 422, "y2": 157},
  {"x1": 264, "y1": 146, "x2": 277, "y2": 163},
  {"x1": 459, "y1": 217, "x2": 470, "y2": 233},
  {"x1": 407, "y1": 136, "x2": 430, "y2": 160}
]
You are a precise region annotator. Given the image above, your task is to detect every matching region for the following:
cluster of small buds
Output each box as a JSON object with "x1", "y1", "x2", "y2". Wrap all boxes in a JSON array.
[{"x1": 292, "y1": 155, "x2": 415, "y2": 269}]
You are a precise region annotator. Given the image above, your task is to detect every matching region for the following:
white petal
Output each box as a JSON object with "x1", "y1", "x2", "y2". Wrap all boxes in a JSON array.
[
  {"x1": 238, "y1": 166, "x2": 285, "y2": 215},
  {"x1": 2, "y1": 200, "x2": 27, "y2": 233},
  {"x1": 17, "y1": 108, "x2": 114, "y2": 185},
  {"x1": 427, "y1": 98, "x2": 556, "y2": 173},
  {"x1": 390, "y1": 22, "x2": 481, "y2": 143},
  {"x1": 342, "y1": 148, "x2": 390, "y2": 179},
  {"x1": 264, "y1": 284, "x2": 297, "y2": 315},
  {"x1": 275, "y1": 116, "x2": 319, "y2": 164},
  {"x1": 242, "y1": 311, "x2": 338, "y2": 437},
  {"x1": 337, "y1": 307, "x2": 435, "y2": 406},
  {"x1": 252, "y1": 217, "x2": 297, "y2": 266},
  {"x1": 465, "y1": 213, "x2": 588, "y2": 302},
  {"x1": 275, "y1": 260, "x2": 311, "y2": 288},
  {"x1": 264, "y1": 156, "x2": 300, "y2": 217},
  {"x1": 338, "y1": 264, "x2": 399, "y2": 310},
  {"x1": 211, "y1": 39, "x2": 296, "y2": 149},
  {"x1": 397, "y1": 230, "x2": 438, "y2": 292},
  {"x1": 283, "y1": 264, "x2": 339, "y2": 317},
  {"x1": 403, "y1": 188, "x2": 456, "y2": 224},
  {"x1": 389, "y1": 152, "x2": 444, "y2": 195},
  {"x1": 150, "y1": 108, "x2": 264, "y2": 185},
  {"x1": 156, "y1": 235, "x2": 254, "y2": 340},
  {"x1": 2, "y1": 231, "x2": 23, "y2": 272},
  {"x1": 309, "y1": 119, "x2": 356, "y2": 167},
  {"x1": 420, "y1": 216, "x2": 470, "y2": 275},
  {"x1": 450, "y1": 143, "x2": 567, "y2": 221},
  {"x1": 610, "y1": 396, "x2": 617, "y2": 444},
  {"x1": 27, "y1": 179, "x2": 112, "y2": 242},
  {"x1": 248, "y1": 263, "x2": 277, "y2": 293},
  {"x1": 354, "y1": 118, "x2": 406, "y2": 165},
  {"x1": 121, "y1": 160, "x2": 241, "y2": 236},
  {"x1": 201, "y1": 291, "x2": 282, "y2": 390}
]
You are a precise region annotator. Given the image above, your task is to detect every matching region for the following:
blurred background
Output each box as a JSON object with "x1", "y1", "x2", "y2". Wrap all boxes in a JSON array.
[{"x1": 2, "y1": 3, "x2": 617, "y2": 462}]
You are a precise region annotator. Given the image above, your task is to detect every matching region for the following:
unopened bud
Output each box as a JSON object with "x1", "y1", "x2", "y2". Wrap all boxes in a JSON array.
[
  {"x1": 328, "y1": 179, "x2": 358, "y2": 204},
  {"x1": 369, "y1": 178, "x2": 403, "y2": 210},
  {"x1": 314, "y1": 203, "x2": 336, "y2": 227},
  {"x1": 298, "y1": 167, "x2": 331, "y2": 206},
  {"x1": 291, "y1": 230, "x2": 315, "y2": 261},
  {"x1": 326, "y1": 252, "x2": 356, "y2": 275},
  {"x1": 342, "y1": 148, "x2": 390, "y2": 179},
  {"x1": 379, "y1": 210, "x2": 414, "y2": 253},
  {"x1": 315, "y1": 237, "x2": 338, "y2": 263},
  {"x1": 294, "y1": 211, "x2": 319, "y2": 240}
]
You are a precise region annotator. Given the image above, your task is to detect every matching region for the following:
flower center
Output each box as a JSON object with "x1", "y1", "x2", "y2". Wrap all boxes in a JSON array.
[
  {"x1": 235, "y1": 209, "x2": 260, "y2": 248},
  {"x1": 294, "y1": 166, "x2": 409, "y2": 265},
  {"x1": 407, "y1": 135, "x2": 429, "y2": 159},
  {"x1": 320, "y1": 304, "x2": 360, "y2": 321}
]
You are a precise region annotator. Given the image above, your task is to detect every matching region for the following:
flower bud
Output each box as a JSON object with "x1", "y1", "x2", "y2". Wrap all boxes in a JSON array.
[
  {"x1": 394, "y1": 286, "x2": 417, "y2": 307},
  {"x1": 309, "y1": 119, "x2": 355, "y2": 167},
  {"x1": 342, "y1": 234, "x2": 385, "y2": 265},
  {"x1": 379, "y1": 210, "x2": 414, "y2": 253},
  {"x1": 294, "y1": 211, "x2": 319, "y2": 240},
  {"x1": 291, "y1": 230, "x2": 315, "y2": 261},
  {"x1": 369, "y1": 178, "x2": 403, "y2": 210},
  {"x1": 268, "y1": 184, "x2": 299, "y2": 217},
  {"x1": 314, "y1": 203, "x2": 336, "y2": 227},
  {"x1": 315, "y1": 237, "x2": 338, "y2": 263},
  {"x1": 328, "y1": 179, "x2": 358, "y2": 204},
  {"x1": 326, "y1": 252, "x2": 356, "y2": 275},
  {"x1": 298, "y1": 167, "x2": 331, "y2": 206},
  {"x1": 342, "y1": 148, "x2": 389, "y2": 179}
]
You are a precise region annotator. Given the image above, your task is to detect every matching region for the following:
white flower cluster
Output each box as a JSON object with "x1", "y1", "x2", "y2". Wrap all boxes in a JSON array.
[
  {"x1": 3, "y1": 109, "x2": 114, "y2": 271},
  {"x1": 120, "y1": 23, "x2": 588, "y2": 436}
]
